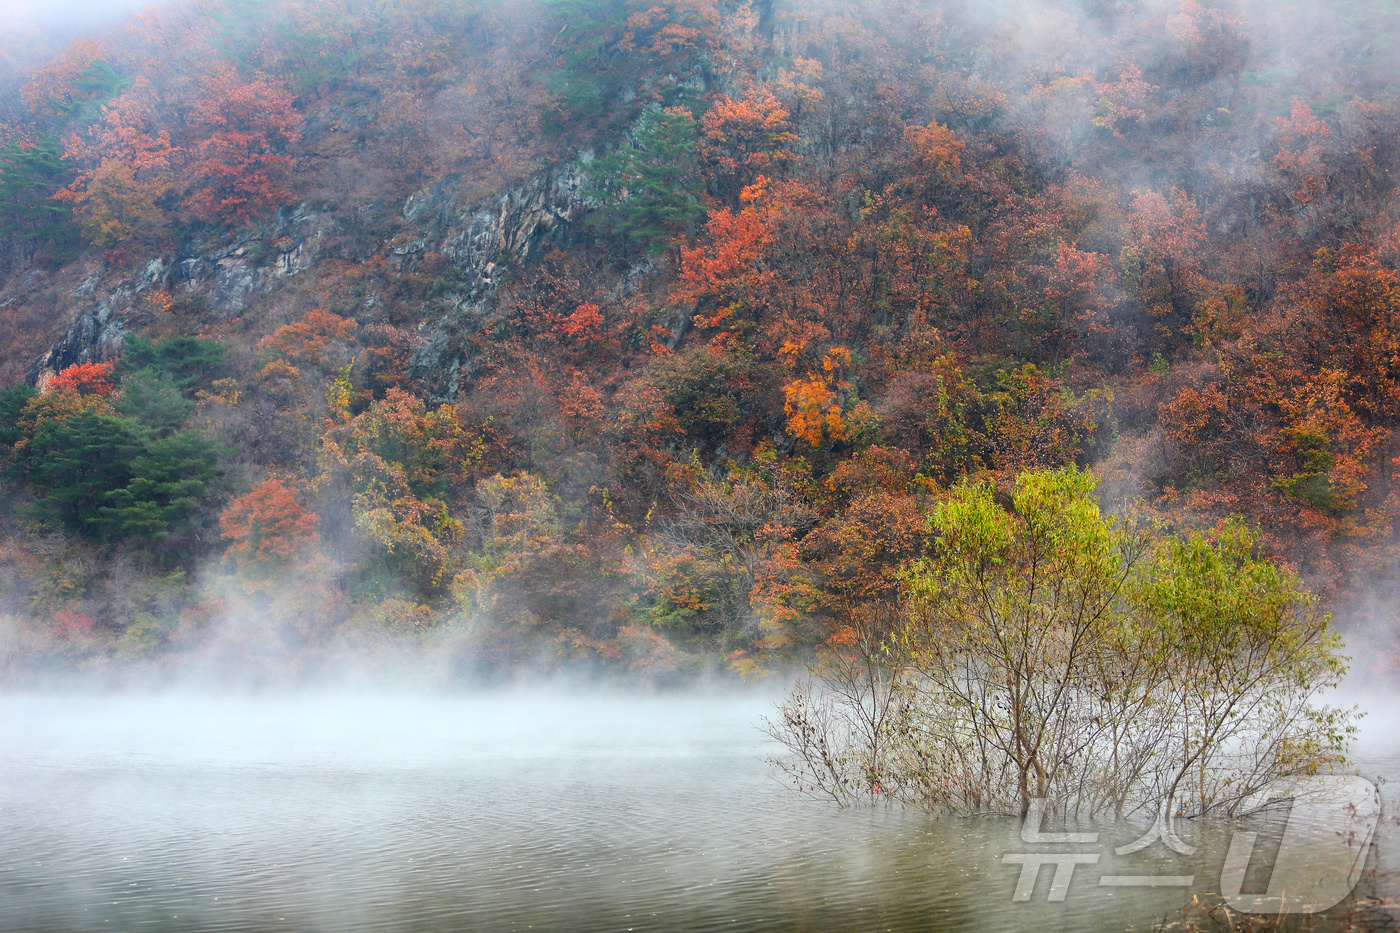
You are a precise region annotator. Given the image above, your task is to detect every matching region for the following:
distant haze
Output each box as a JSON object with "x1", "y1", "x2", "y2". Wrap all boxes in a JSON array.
[{"x1": 1, "y1": 0, "x2": 156, "y2": 30}]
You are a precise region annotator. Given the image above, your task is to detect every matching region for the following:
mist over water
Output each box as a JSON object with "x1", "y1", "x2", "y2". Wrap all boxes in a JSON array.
[{"x1": 1, "y1": 687, "x2": 1397, "y2": 933}]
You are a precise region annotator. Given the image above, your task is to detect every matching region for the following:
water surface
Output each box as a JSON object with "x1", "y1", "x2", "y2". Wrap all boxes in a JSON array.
[{"x1": 0, "y1": 692, "x2": 1395, "y2": 932}]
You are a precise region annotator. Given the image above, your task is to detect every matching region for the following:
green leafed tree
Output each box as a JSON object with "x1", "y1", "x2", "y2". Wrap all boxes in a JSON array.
[
  {"x1": 767, "y1": 468, "x2": 1352, "y2": 818},
  {"x1": 22, "y1": 376, "x2": 225, "y2": 555},
  {"x1": 0, "y1": 385, "x2": 37, "y2": 450},
  {"x1": 588, "y1": 107, "x2": 708, "y2": 257},
  {"x1": 99, "y1": 429, "x2": 225, "y2": 544},
  {"x1": 115, "y1": 368, "x2": 191, "y2": 436},
  {"x1": 0, "y1": 135, "x2": 80, "y2": 268},
  {"x1": 120, "y1": 336, "x2": 229, "y2": 393},
  {"x1": 26, "y1": 410, "x2": 145, "y2": 532}
]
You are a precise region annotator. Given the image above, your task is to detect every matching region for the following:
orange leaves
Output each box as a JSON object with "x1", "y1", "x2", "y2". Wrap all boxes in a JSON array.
[
  {"x1": 45, "y1": 360, "x2": 115, "y2": 397},
  {"x1": 558, "y1": 370, "x2": 606, "y2": 433},
  {"x1": 557, "y1": 302, "x2": 604, "y2": 342},
  {"x1": 783, "y1": 376, "x2": 843, "y2": 447},
  {"x1": 19, "y1": 38, "x2": 103, "y2": 115},
  {"x1": 57, "y1": 80, "x2": 179, "y2": 250},
  {"x1": 1160, "y1": 383, "x2": 1229, "y2": 447},
  {"x1": 676, "y1": 203, "x2": 776, "y2": 311},
  {"x1": 61, "y1": 80, "x2": 178, "y2": 180},
  {"x1": 1276, "y1": 98, "x2": 1332, "y2": 148},
  {"x1": 1283, "y1": 245, "x2": 1400, "y2": 424},
  {"x1": 699, "y1": 87, "x2": 798, "y2": 203},
  {"x1": 1127, "y1": 188, "x2": 1206, "y2": 265},
  {"x1": 256, "y1": 309, "x2": 357, "y2": 372},
  {"x1": 903, "y1": 121, "x2": 963, "y2": 178},
  {"x1": 782, "y1": 347, "x2": 851, "y2": 447},
  {"x1": 220, "y1": 478, "x2": 320, "y2": 572},
  {"x1": 622, "y1": 0, "x2": 724, "y2": 56},
  {"x1": 673, "y1": 176, "x2": 834, "y2": 342}
]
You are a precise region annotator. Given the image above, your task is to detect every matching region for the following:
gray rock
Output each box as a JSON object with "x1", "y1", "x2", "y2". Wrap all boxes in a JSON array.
[{"x1": 26, "y1": 304, "x2": 128, "y2": 389}]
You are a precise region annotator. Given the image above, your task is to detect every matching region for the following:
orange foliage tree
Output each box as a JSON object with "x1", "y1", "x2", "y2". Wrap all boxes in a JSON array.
[
  {"x1": 220, "y1": 477, "x2": 320, "y2": 573},
  {"x1": 57, "y1": 81, "x2": 179, "y2": 251},
  {"x1": 699, "y1": 87, "x2": 799, "y2": 205}
]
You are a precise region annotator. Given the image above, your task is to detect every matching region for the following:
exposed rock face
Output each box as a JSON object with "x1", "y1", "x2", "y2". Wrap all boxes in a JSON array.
[
  {"x1": 179, "y1": 204, "x2": 333, "y2": 317},
  {"x1": 409, "y1": 159, "x2": 599, "y2": 399},
  {"x1": 20, "y1": 160, "x2": 596, "y2": 399},
  {"x1": 26, "y1": 304, "x2": 127, "y2": 390},
  {"x1": 24, "y1": 204, "x2": 338, "y2": 386},
  {"x1": 430, "y1": 158, "x2": 597, "y2": 299}
]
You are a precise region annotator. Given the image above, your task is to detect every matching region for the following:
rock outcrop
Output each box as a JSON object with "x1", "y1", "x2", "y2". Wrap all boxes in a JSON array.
[
  {"x1": 26, "y1": 304, "x2": 127, "y2": 390},
  {"x1": 22, "y1": 160, "x2": 596, "y2": 399},
  {"x1": 408, "y1": 159, "x2": 599, "y2": 399}
]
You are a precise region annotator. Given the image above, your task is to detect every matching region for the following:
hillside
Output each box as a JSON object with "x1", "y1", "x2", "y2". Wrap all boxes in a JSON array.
[{"x1": 1, "y1": 0, "x2": 1398, "y2": 684}]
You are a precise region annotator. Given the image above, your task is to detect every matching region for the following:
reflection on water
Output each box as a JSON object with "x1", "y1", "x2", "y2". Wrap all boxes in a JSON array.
[{"x1": 0, "y1": 692, "x2": 1396, "y2": 933}]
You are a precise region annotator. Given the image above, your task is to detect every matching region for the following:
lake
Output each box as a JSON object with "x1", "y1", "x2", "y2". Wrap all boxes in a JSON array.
[{"x1": 1, "y1": 691, "x2": 1396, "y2": 932}]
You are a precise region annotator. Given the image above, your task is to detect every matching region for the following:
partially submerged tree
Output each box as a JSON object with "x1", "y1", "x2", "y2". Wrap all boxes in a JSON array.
[{"x1": 766, "y1": 468, "x2": 1353, "y2": 819}]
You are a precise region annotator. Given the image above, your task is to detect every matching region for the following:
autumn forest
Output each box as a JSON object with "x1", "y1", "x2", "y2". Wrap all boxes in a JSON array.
[{"x1": 0, "y1": 0, "x2": 1398, "y2": 686}]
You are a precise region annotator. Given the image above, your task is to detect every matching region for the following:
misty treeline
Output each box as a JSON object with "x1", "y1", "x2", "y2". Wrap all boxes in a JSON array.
[{"x1": 0, "y1": 0, "x2": 1396, "y2": 686}]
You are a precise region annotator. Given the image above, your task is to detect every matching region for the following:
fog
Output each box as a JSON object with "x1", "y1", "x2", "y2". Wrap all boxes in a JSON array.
[
  {"x1": 0, "y1": 0, "x2": 159, "y2": 30},
  {"x1": 0, "y1": 689, "x2": 784, "y2": 768}
]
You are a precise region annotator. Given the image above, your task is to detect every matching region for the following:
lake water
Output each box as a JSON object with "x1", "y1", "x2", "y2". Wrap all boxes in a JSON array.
[{"x1": 1, "y1": 691, "x2": 1397, "y2": 932}]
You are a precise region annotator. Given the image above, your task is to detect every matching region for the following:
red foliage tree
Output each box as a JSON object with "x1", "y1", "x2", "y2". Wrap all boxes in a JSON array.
[
  {"x1": 45, "y1": 360, "x2": 116, "y2": 397},
  {"x1": 184, "y1": 69, "x2": 302, "y2": 226}
]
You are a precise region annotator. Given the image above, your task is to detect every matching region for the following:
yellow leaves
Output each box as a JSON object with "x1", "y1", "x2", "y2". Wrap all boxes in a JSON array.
[
  {"x1": 1191, "y1": 285, "x2": 1250, "y2": 344},
  {"x1": 195, "y1": 378, "x2": 240, "y2": 407},
  {"x1": 366, "y1": 598, "x2": 437, "y2": 634},
  {"x1": 325, "y1": 358, "x2": 356, "y2": 425},
  {"x1": 62, "y1": 158, "x2": 166, "y2": 249},
  {"x1": 453, "y1": 471, "x2": 561, "y2": 611},
  {"x1": 775, "y1": 57, "x2": 823, "y2": 110},
  {"x1": 11, "y1": 388, "x2": 110, "y2": 451}
]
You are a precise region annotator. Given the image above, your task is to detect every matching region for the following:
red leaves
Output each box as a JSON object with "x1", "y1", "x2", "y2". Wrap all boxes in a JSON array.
[
  {"x1": 220, "y1": 478, "x2": 320, "y2": 572},
  {"x1": 52, "y1": 606, "x2": 95, "y2": 640},
  {"x1": 557, "y1": 303, "x2": 604, "y2": 342},
  {"x1": 1275, "y1": 99, "x2": 1332, "y2": 206},
  {"x1": 184, "y1": 69, "x2": 302, "y2": 226},
  {"x1": 45, "y1": 360, "x2": 116, "y2": 396}
]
